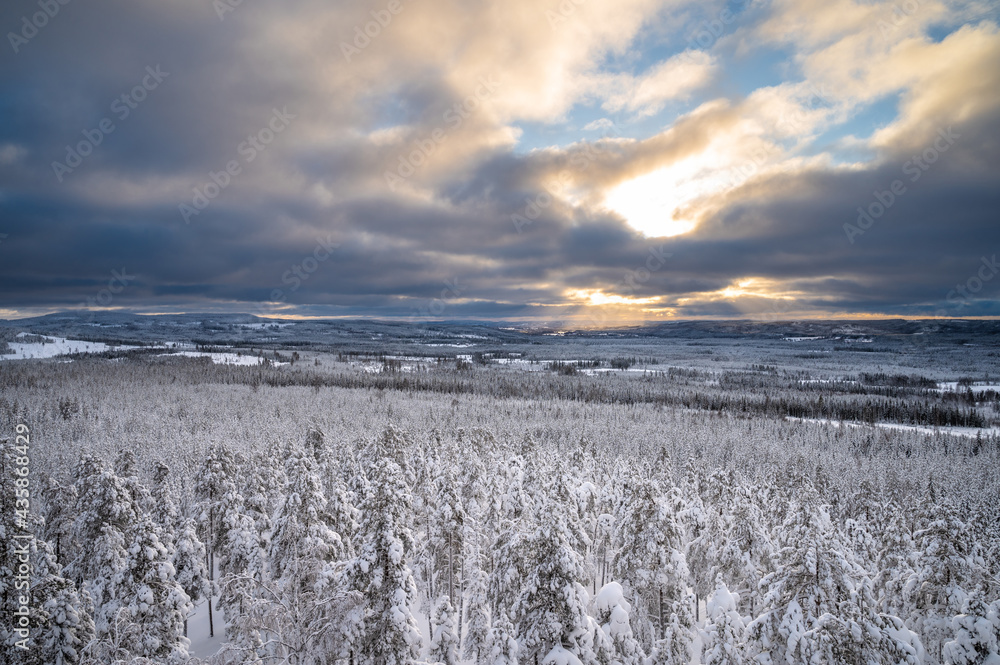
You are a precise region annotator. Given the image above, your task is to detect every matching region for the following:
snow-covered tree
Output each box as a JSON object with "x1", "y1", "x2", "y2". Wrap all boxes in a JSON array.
[
  {"x1": 594, "y1": 581, "x2": 644, "y2": 665},
  {"x1": 905, "y1": 500, "x2": 985, "y2": 662},
  {"x1": 149, "y1": 461, "x2": 180, "y2": 549},
  {"x1": 430, "y1": 594, "x2": 460, "y2": 665},
  {"x1": 39, "y1": 474, "x2": 76, "y2": 564},
  {"x1": 463, "y1": 568, "x2": 493, "y2": 664},
  {"x1": 112, "y1": 517, "x2": 191, "y2": 662},
  {"x1": 1, "y1": 436, "x2": 94, "y2": 665},
  {"x1": 874, "y1": 501, "x2": 915, "y2": 617},
  {"x1": 66, "y1": 455, "x2": 138, "y2": 585},
  {"x1": 429, "y1": 463, "x2": 466, "y2": 607},
  {"x1": 942, "y1": 593, "x2": 1000, "y2": 665},
  {"x1": 612, "y1": 476, "x2": 691, "y2": 656},
  {"x1": 223, "y1": 446, "x2": 356, "y2": 665},
  {"x1": 746, "y1": 498, "x2": 923, "y2": 665},
  {"x1": 515, "y1": 497, "x2": 598, "y2": 665},
  {"x1": 193, "y1": 443, "x2": 240, "y2": 639},
  {"x1": 700, "y1": 578, "x2": 746, "y2": 665},
  {"x1": 488, "y1": 610, "x2": 520, "y2": 665},
  {"x1": 172, "y1": 518, "x2": 209, "y2": 637},
  {"x1": 36, "y1": 571, "x2": 94, "y2": 665},
  {"x1": 347, "y1": 456, "x2": 422, "y2": 665},
  {"x1": 269, "y1": 447, "x2": 345, "y2": 582},
  {"x1": 711, "y1": 483, "x2": 772, "y2": 616}
]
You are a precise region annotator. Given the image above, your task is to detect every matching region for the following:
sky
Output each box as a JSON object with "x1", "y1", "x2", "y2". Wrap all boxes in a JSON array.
[{"x1": 1, "y1": 0, "x2": 999, "y2": 324}]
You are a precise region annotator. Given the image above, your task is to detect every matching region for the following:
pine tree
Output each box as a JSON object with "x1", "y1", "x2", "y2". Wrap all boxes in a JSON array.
[
  {"x1": 66, "y1": 455, "x2": 138, "y2": 585},
  {"x1": 487, "y1": 610, "x2": 520, "y2": 665},
  {"x1": 873, "y1": 500, "x2": 915, "y2": 617},
  {"x1": 1, "y1": 437, "x2": 94, "y2": 665},
  {"x1": 942, "y1": 593, "x2": 1000, "y2": 665},
  {"x1": 111, "y1": 517, "x2": 191, "y2": 662},
  {"x1": 37, "y1": 571, "x2": 95, "y2": 665},
  {"x1": 172, "y1": 518, "x2": 210, "y2": 637},
  {"x1": 430, "y1": 594, "x2": 460, "y2": 665},
  {"x1": 217, "y1": 506, "x2": 267, "y2": 652},
  {"x1": 711, "y1": 483, "x2": 772, "y2": 616},
  {"x1": 39, "y1": 475, "x2": 76, "y2": 564},
  {"x1": 193, "y1": 443, "x2": 240, "y2": 639},
  {"x1": 514, "y1": 497, "x2": 598, "y2": 665},
  {"x1": 746, "y1": 497, "x2": 922, "y2": 665},
  {"x1": 700, "y1": 577, "x2": 746, "y2": 665},
  {"x1": 66, "y1": 456, "x2": 140, "y2": 646},
  {"x1": 347, "y1": 457, "x2": 422, "y2": 665},
  {"x1": 594, "y1": 581, "x2": 644, "y2": 665},
  {"x1": 430, "y1": 464, "x2": 466, "y2": 608},
  {"x1": 463, "y1": 568, "x2": 493, "y2": 664},
  {"x1": 224, "y1": 447, "x2": 356, "y2": 665},
  {"x1": 149, "y1": 461, "x2": 180, "y2": 550},
  {"x1": 904, "y1": 499, "x2": 985, "y2": 662},
  {"x1": 269, "y1": 447, "x2": 345, "y2": 582},
  {"x1": 612, "y1": 476, "x2": 690, "y2": 655}
]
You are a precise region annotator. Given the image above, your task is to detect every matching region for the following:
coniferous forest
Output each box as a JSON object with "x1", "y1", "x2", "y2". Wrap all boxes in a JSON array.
[{"x1": 1, "y1": 317, "x2": 999, "y2": 665}]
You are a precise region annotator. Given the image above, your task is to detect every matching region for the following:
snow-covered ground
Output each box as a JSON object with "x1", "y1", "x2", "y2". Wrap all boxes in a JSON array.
[
  {"x1": 786, "y1": 416, "x2": 1000, "y2": 439},
  {"x1": 163, "y1": 351, "x2": 286, "y2": 366},
  {"x1": 936, "y1": 381, "x2": 1000, "y2": 393},
  {"x1": 2, "y1": 333, "x2": 114, "y2": 359},
  {"x1": 186, "y1": 598, "x2": 228, "y2": 660}
]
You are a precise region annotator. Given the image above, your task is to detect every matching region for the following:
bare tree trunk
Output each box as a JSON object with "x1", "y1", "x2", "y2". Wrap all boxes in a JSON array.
[
  {"x1": 448, "y1": 530, "x2": 454, "y2": 606},
  {"x1": 208, "y1": 548, "x2": 215, "y2": 638},
  {"x1": 658, "y1": 588, "x2": 664, "y2": 639}
]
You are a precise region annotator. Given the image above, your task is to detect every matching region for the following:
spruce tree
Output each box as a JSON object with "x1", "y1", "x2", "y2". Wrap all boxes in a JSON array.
[
  {"x1": 700, "y1": 577, "x2": 746, "y2": 665},
  {"x1": 430, "y1": 594, "x2": 460, "y2": 665},
  {"x1": 514, "y1": 497, "x2": 598, "y2": 665},
  {"x1": 904, "y1": 499, "x2": 985, "y2": 662},
  {"x1": 942, "y1": 593, "x2": 1000, "y2": 665},
  {"x1": 347, "y1": 457, "x2": 422, "y2": 665},
  {"x1": 746, "y1": 497, "x2": 922, "y2": 665}
]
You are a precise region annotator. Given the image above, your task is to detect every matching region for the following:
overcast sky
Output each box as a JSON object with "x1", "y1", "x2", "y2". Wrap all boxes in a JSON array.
[{"x1": 1, "y1": 0, "x2": 998, "y2": 323}]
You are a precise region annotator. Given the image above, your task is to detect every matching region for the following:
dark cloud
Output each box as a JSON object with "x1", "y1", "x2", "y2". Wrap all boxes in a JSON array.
[{"x1": 1, "y1": 0, "x2": 998, "y2": 320}]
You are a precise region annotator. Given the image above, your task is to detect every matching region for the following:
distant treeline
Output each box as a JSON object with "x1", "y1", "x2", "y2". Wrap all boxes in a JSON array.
[{"x1": 4, "y1": 355, "x2": 990, "y2": 430}]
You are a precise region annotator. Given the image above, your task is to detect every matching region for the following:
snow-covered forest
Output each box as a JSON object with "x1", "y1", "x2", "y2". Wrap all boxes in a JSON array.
[{"x1": 2, "y1": 319, "x2": 999, "y2": 665}]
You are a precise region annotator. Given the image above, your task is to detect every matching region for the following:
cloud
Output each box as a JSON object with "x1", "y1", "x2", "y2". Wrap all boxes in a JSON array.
[
  {"x1": 598, "y1": 50, "x2": 717, "y2": 116},
  {"x1": 583, "y1": 118, "x2": 616, "y2": 131},
  {"x1": 0, "y1": 0, "x2": 997, "y2": 322}
]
